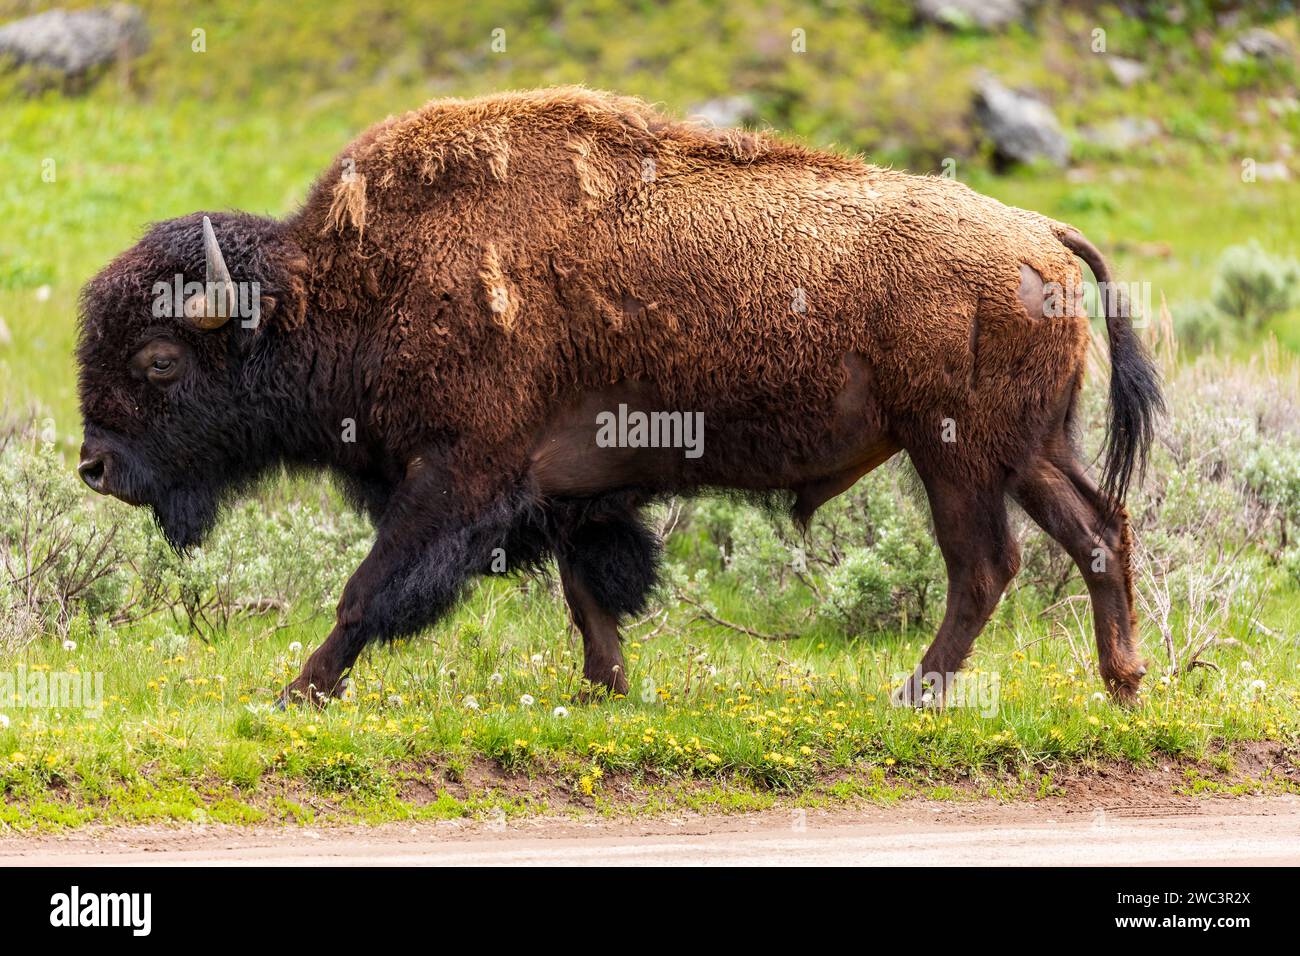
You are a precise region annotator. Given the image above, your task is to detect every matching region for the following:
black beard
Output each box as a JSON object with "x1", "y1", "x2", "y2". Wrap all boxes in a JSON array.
[{"x1": 151, "y1": 483, "x2": 222, "y2": 552}]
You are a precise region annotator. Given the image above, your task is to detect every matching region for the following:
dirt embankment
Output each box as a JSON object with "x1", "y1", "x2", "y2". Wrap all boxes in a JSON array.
[
  {"x1": 1, "y1": 794, "x2": 1297, "y2": 866},
  {"x1": 3, "y1": 750, "x2": 1298, "y2": 866}
]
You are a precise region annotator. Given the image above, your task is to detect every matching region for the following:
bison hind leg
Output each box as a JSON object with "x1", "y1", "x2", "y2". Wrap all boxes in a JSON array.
[
  {"x1": 897, "y1": 471, "x2": 1021, "y2": 708},
  {"x1": 1012, "y1": 451, "x2": 1146, "y2": 703}
]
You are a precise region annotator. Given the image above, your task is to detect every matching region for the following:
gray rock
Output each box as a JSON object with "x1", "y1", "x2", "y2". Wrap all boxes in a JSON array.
[
  {"x1": 1106, "y1": 55, "x2": 1148, "y2": 87},
  {"x1": 915, "y1": 0, "x2": 1028, "y2": 31},
  {"x1": 1254, "y1": 160, "x2": 1291, "y2": 182},
  {"x1": 0, "y1": 5, "x2": 148, "y2": 76},
  {"x1": 1266, "y1": 96, "x2": 1299, "y2": 119},
  {"x1": 687, "y1": 95, "x2": 757, "y2": 128},
  {"x1": 1079, "y1": 116, "x2": 1160, "y2": 150},
  {"x1": 972, "y1": 76, "x2": 1069, "y2": 166},
  {"x1": 1223, "y1": 28, "x2": 1292, "y2": 64}
]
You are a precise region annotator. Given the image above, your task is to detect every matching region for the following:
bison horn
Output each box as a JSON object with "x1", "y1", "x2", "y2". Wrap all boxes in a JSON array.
[{"x1": 182, "y1": 216, "x2": 236, "y2": 330}]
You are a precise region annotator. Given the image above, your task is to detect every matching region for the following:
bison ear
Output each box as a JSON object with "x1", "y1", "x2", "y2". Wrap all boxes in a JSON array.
[
  {"x1": 251, "y1": 294, "x2": 281, "y2": 334},
  {"x1": 183, "y1": 216, "x2": 236, "y2": 330}
]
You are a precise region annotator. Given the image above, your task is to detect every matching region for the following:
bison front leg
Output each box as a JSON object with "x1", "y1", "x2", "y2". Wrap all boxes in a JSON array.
[
  {"x1": 280, "y1": 494, "x2": 522, "y2": 707},
  {"x1": 557, "y1": 562, "x2": 628, "y2": 699},
  {"x1": 553, "y1": 506, "x2": 660, "y2": 701}
]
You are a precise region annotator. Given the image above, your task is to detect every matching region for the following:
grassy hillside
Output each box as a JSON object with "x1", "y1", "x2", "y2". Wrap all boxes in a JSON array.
[{"x1": 2, "y1": 2, "x2": 1299, "y2": 429}]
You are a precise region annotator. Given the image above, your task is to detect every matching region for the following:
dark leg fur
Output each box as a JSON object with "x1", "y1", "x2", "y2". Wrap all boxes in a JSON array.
[
  {"x1": 282, "y1": 493, "x2": 527, "y2": 705},
  {"x1": 282, "y1": 486, "x2": 661, "y2": 706},
  {"x1": 551, "y1": 501, "x2": 660, "y2": 696},
  {"x1": 897, "y1": 472, "x2": 1020, "y2": 706},
  {"x1": 1013, "y1": 452, "x2": 1146, "y2": 702}
]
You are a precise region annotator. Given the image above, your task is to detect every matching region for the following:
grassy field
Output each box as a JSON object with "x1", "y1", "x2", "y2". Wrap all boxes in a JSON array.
[
  {"x1": 2, "y1": 567, "x2": 1296, "y2": 829},
  {"x1": 1, "y1": 1, "x2": 1299, "y2": 828}
]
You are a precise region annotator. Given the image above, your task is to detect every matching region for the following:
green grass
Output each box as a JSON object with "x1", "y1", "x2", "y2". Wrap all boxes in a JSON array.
[
  {"x1": 973, "y1": 166, "x2": 1300, "y2": 335},
  {"x1": 0, "y1": 574, "x2": 1295, "y2": 829}
]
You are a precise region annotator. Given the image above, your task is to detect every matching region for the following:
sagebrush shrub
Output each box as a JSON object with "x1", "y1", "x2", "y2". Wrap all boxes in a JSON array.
[
  {"x1": 676, "y1": 463, "x2": 942, "y2": 635},
  {"x1": 1210, "y1": 241, "x2": 1299, "y2": 332},
  {"x1": 1244, "y1": 444, "x2": 1300, "y2": 547},
  {"x1": 0, "y1": 424, "x2": 373, "y2": 643},
  {"x1": 1173, "y1": 300, "x2": 1227, "y2": 352},
  {"x1": 0, "y1": 433, "x2": 133, "y2": 646}
]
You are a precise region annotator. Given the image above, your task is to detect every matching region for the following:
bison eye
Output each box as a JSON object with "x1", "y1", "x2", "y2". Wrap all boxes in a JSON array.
[
  {"x1": 131, "y1": 339, "x2": 187, "y2": 386},
  {"x1": 146, "y1": 355, "x2": 181, "y2": 385}
]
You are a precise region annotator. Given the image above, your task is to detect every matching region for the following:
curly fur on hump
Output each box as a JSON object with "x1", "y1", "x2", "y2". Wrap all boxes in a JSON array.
[{"x1": 282, "y1": 87, "x2": 1104, "y2": 510}]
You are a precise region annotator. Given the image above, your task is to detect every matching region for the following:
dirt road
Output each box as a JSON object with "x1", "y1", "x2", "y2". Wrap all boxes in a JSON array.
[{"x1": 2, "y1": 796, "x2": 1297, "y2": 865}]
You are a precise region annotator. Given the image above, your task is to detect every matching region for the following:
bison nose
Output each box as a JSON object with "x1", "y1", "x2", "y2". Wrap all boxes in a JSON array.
[{"x1": 77, "y1": 451, "x2": 108, "y2": 493}]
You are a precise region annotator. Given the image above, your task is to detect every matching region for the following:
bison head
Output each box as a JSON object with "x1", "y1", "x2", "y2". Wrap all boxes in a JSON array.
[{"x1": 76, "y1": 212, "x2": 308, "y2": 549}]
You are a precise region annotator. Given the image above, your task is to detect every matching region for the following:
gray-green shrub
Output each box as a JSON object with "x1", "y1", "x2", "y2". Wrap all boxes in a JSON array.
[{"x1": 1210, "y1": 241, "x2": 1300, "y2": 333}]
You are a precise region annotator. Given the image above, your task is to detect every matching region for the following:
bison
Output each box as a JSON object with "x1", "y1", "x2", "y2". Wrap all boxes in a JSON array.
[{"x1": 76, "y1": 87, "x2": 1161, "y2": 706}]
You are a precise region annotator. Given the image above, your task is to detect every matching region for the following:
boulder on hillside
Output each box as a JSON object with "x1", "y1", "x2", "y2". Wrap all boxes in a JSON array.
[
  {"x1": 1223, "y1": 28, "x2": 1293, "y2": 64},
  {"x1": 687, "y1": 95, "x2": 758, "y2": 128},
  {"x1": 972, "y1": 76, "x2": 1069, "y2": 167},
  {"x1": 0, "y1": 5, "x2": 148, "y2": 78},
  {"x1": 915, "y1": 0, "x2": 1028, "y2": 31},
  {"x1": 1106, "y1": 55, "x2": 1148, "y2": 88}
]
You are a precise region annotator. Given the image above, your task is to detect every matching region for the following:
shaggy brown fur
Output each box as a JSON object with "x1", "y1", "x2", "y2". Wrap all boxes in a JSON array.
[{"x1": 75, "y1": 87, "x2": 1161, "y2": 707}]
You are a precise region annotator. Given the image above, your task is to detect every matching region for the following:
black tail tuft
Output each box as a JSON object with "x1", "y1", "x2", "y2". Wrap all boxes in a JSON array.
[{"x1": 1056, "y1": 226, "x2": 1165, "y2": 512}]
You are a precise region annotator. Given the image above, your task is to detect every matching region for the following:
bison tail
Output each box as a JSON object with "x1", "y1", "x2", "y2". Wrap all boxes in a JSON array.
[{"x1": 1055, "y1": 225, "x2": 1164, "y2": 513}]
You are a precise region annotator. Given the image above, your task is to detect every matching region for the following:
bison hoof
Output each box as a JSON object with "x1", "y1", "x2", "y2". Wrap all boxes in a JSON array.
[
  {"x1": 1104, "y1": 663, "x2": 1147, "y2": 706},
  {"x1": 277, "y1": 680, "x2": 334, "y2": 710},
  {"x1": 892, "y1": 675, "x2": 942, "y2": 710},
  {"x1": 1106, "y1": 682, "x2": 1142, "y2": 707},
  {"x1": 577, "y1": 667, "x2": 628, "y2": 704}
]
